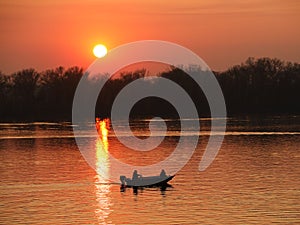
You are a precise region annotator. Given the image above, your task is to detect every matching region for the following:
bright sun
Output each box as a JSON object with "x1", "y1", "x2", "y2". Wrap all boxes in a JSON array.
[{"x1": 93, "y1": 44, "x2": 107, "y2": 58}]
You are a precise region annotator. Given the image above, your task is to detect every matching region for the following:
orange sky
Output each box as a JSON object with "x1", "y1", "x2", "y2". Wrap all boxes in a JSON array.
[{"x1": 0, "y1": 0, "x2": 299, "y2": 73}]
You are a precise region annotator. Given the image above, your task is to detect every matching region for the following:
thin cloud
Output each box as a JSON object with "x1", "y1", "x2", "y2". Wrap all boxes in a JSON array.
[{"x1": 131, "y1": 0, "x2": 300, "y2": 16}]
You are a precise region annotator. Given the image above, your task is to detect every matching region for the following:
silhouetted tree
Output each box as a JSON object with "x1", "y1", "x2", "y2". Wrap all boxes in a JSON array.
[
  {"x1": 0, "y1": 72, "x2": 10, "y2": 118},
  {"x1": 96, "y1": 69, "x2": 147, "y2": 118},
  {"x1": 10, "y1": 68, "x2": 39, "y2": 119},
  {"x1": 37, "y1": 66, "x2": 83, "y2": 120}
]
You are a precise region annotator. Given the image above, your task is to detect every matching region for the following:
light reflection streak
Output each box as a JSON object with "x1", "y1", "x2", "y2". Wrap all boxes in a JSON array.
[{"x1": 94, "y1": 118, "x2": 112, "y2": 224}]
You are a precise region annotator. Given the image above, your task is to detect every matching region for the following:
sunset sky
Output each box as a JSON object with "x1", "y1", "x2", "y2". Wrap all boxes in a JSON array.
[{"x1": 0, "y1": 0, "x2": 299, "y2": 73}]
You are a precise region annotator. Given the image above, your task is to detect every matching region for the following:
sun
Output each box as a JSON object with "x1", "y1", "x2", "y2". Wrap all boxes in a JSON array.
[{"x1": 93, "y1": 44, "x2": 108, "y2": 58}]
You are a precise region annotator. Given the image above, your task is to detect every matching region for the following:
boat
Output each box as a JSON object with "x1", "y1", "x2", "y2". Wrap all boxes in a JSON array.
[{"x1": 120, "y1": 173, "x2": 175, "y2": 188}]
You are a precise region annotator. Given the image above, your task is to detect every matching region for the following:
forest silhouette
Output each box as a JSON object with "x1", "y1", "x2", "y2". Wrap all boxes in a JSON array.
[{"x1": 0, "y1": 57, "x2": 299, "y2": 122}]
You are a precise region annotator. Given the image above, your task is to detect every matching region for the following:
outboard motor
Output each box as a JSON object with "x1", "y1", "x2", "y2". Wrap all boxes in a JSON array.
[{"x1": 120, "y1": 175, "x2": 126, "y2": 186}]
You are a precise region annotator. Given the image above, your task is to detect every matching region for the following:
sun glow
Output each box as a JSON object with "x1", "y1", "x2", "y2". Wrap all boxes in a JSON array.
[{"x1": 93, "y1": 44, "x2": 108, "y2": 58}]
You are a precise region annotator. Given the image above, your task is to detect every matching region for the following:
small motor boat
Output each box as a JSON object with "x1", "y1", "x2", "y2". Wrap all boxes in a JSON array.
[{"x1": 120, "y1": 173, "x2": 175, "y2": 188}]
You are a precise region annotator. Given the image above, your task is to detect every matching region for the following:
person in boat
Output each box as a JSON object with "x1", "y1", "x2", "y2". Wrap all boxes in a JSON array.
[
  {"x1": 160, "y1": 169, "x2": 167, "y2": 178},
  {"x1": 132, "y1": 170, "x2": 142, "y2": 181}
]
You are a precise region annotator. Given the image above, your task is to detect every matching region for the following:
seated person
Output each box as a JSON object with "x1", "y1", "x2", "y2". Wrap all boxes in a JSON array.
[
  {"x1": 160, "y1": 169, "x2": 167, "y2": 178},
  {"x1": 132, "y1": 170, "x2": 142, "y2": 180}
]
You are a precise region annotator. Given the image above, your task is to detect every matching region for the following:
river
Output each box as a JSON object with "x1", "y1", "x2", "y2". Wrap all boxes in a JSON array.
[{"x1": 0, "y1": 116, "x2": 299, "y2": 224}]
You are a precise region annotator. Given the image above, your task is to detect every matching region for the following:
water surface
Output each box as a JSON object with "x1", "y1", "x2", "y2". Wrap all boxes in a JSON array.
[{"x1": 0, "y1": 116, "x2": 299, "y2": 224}]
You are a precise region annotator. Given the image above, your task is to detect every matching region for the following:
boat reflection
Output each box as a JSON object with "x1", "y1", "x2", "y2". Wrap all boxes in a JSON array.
[
  {"x1": 94, "y1": 118, "x2": 112, "y2": 224},
  {"x1": 121, "y1": 184, "x2": 172, "y2": 196}
]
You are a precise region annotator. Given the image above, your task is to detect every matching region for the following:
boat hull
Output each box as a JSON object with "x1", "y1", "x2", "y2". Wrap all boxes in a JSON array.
[{"x1": 121, "y1": 175, "x2": 175, "y2": 188}]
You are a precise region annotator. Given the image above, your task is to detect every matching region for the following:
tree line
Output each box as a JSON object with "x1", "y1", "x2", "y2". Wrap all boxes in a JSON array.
[
  {"x1": 0, "y1": 66, "x2": 83, "y2": 121},
  {"x1": 217, "y1": 57, "x2": 300, "y2": 114},
  {"x1": 0, "y1": 57, "x2": 299, "y2": 121}
]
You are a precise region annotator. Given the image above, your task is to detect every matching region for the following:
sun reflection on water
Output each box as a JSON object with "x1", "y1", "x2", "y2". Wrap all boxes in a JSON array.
[
  {"x1": 95, "y1": 118, "x2": 110, "y2": 179},
  {"x1": 94, "y1": 118, "x2": 112, "y2": 224}
]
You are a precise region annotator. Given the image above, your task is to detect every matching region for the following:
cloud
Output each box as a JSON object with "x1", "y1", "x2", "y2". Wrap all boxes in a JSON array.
[{"x1": 133, "y1": 0, "x2": 300, "y2": 16}]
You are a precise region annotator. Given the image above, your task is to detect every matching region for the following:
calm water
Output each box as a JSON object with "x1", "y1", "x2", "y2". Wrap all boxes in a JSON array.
[{"x1": 0, "y1": 116, "x2": 299, "y2": 224}]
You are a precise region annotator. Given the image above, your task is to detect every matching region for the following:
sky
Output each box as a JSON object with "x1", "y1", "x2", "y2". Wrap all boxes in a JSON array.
[{"x1": 0, "y1": 0, "x2": 300, "y2": 74}]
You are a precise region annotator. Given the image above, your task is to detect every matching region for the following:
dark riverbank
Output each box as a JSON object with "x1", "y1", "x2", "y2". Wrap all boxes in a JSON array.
[{"x1": 0, "y1": 57, "x2": 299, "y2": 122}]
